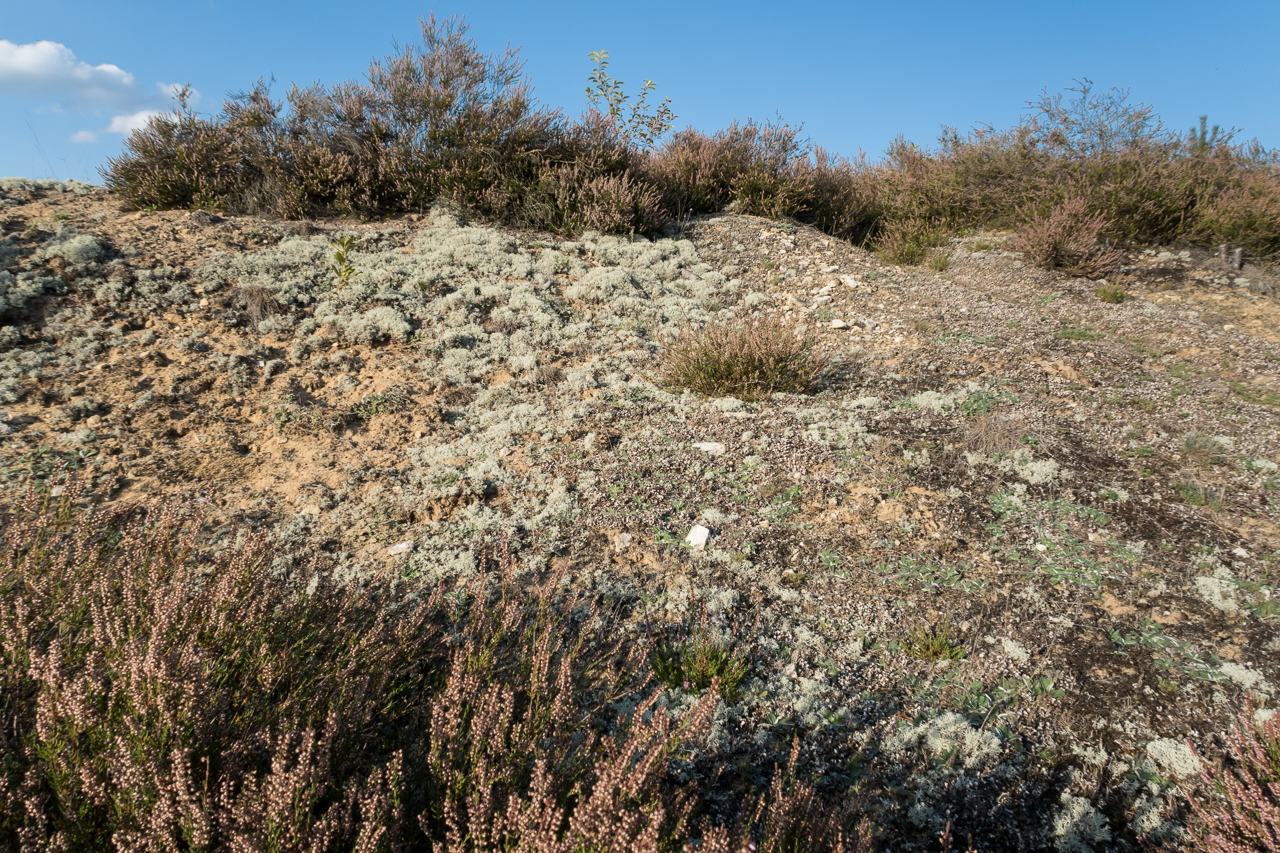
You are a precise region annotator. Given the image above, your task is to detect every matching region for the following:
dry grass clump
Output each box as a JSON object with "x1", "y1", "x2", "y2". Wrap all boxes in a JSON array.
[
  {"x1": 1177, "y1": 708, "x2": 1280, "y2": 852},
  {"x1": 963, "y1": 413, "x2": 1028, "y2": 456},
  {"x1": 227, "y1": 283, "x2": 284, "y2": 324},
  {"x1": 660, "y1": 313, "x2": 836, "y2": 401},
  {"x1": 0, "y1": 477, "x2": 856, "y2": 851}
]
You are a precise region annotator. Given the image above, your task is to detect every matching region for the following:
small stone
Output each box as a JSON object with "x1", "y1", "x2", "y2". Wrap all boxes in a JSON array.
[
  {"x1": 199, "y1": 298, "x2": 209, "y2": 308},
  {"x1": 387, "y1": 539, "x2": 415, "y2": 556},
  {"x1": 1223, "y1": 324, "x2": 1235, "y2": 331},
  {"x1": 680, "y1": 269, "x2": 703, "y2": 281},
  {"x1": 821, "y1": 265, "x2": 838, "y2": 273},
  {"x1": 830, "y1": 319, "x2": 849, "y2": 330},
  {"x1": 813, "y1": 295, "x2": 832, "y2": 305},
  {"x1": 613, "y1": 532, "x2": 633, "y2": 551},
  {"x1": 693, "y1": 441, "x2": 726, "y2": 456},
  {"x1": 855, "y1": 317, "x2": 879, "y2": 331},
  {"x1": 498, "y1": 447, "x2": 512, "y2": 457},
  {"x1": 685, "y1": 525, "x2": 710, "y2": 550},
  {"x1": 1233, "y1": 547, "x2": 1250, "y2": 558}
]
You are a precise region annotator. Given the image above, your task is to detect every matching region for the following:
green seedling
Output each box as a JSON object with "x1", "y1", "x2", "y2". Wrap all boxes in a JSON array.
[
  {"x1": 330, "y1": 236, "x2": 357, "y2": 291},
  {"x1": 903, "y1": 617, "x2": 967, "y2": 661}
]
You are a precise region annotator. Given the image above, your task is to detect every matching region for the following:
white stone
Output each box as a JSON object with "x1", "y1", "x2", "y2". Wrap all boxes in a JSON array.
[
  {"x1": 387, "y1": 539, "x2": 415, "y2": 556},
  {"x1": 692, "y1": 441, "x2": 726, "y2": 456},
  {"x1": 813, "y1": 295, "x2": 832, "y2": 305},
  {"x1": 685, "y1": 525, "x2": 710, "y2": 550},
  {"x1": 830, "y1": 319, "x2": 849, "y2": 330},
  {"x1": 1233, "y1": 547, "x2": 1250, "y2": 558},
  {"x1": 612, "y1": 532, "x2": 633, "y2": 551}
]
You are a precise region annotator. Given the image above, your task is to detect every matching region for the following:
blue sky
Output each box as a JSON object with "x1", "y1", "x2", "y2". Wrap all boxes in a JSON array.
[{"x1": 3, "y1": 0, "x2": 1278, "y2": 183}]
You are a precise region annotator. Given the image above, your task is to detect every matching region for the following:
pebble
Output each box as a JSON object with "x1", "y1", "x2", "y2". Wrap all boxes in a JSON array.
[
  {"x1": 693, "y1": 441, "x2": 726, "y2": 456},
  {"x1": 685, "y1": 525, "x2": 710, "y2": 550},
  {"x1": 855, "y1": 317, "x2": 879, "y2": 330},
  {"x1": 813, "y1": 295, "x2": 832, "y2": 305},
  {"x1": 830, "y1": 319, "x2": 849, "y2": 330},
  {"x1": 386, "y1": 540, "x2": 415, "y2": 556}
]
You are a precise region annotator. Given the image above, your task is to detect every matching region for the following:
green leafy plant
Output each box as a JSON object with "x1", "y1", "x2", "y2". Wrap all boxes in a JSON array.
[
  {"x1": 330, "y1": 235, "x2": 357, "y2": 291},
  {"x1": 584, "y1": 49, "x2": 676, "y2": 150},
  {"x1": 348, "y1": 387, "x2": 409, "y2": 421}
]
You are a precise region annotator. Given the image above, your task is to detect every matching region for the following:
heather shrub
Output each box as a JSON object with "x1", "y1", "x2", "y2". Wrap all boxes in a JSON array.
[
  {"x1": 660, "y1": 313, "x2": 836, "y2": 401},
  {"x1": 876, "y1": 217, "x2": 947, "y2": 266},
  {"x1": 101, "y1": 18, "x2": 1278, "y2": 260},
  {"x1": 519, "y1": 124, "x2": 667, "y2": 236},
  {"x1": 105, "y1": 15, "x2": 567, "y2": 220},
  {"x1": 1176, "y1": 707, "x2": 1280, "y2": 852},
  {"x1": 1014, "y1": 196, "x2": 1125, "y2": 278},
  {"x1": 0, "y1": 479, "x2": 856, "y2": 851}
]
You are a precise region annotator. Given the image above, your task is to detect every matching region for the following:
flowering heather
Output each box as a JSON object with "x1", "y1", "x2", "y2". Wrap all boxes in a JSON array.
[{"x1": 0, "y1": 477, "x2": 853, "y2": 851}]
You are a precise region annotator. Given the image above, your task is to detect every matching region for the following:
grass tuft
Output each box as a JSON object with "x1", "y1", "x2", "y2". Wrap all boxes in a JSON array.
[{"x1": 660, "y1": 313, "x2": 836, "y2": 401}]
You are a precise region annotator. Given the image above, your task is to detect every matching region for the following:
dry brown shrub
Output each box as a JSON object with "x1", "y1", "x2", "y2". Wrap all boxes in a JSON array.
[
  {"x1": 1014, "y1": 196, "x2": 1125, "y2": 278},
  {"x1": 228, "y1": 283, "x2": 284, "y2": 325}
]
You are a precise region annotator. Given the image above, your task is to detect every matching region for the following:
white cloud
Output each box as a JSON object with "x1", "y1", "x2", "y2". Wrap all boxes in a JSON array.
[
  {"x1": 0, "y1": 39, "x2": 137, "y2": 110},
  {"x1": 0, "y1": 40, "x2": 199, "y2": 142},
  {"x1": 107, "y1": 110, "x2": 163, "y2": 134}
]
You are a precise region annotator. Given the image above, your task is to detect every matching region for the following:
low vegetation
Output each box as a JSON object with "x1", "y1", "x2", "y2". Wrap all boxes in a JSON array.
[{"x1": 0, "y1": 483, "x2": 850, "y2": 851}]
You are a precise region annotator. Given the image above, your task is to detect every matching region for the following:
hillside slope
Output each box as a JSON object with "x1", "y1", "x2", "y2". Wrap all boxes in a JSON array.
[{"x1": 2, "y1": 177, "x2": 1279, "y2": 849}]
